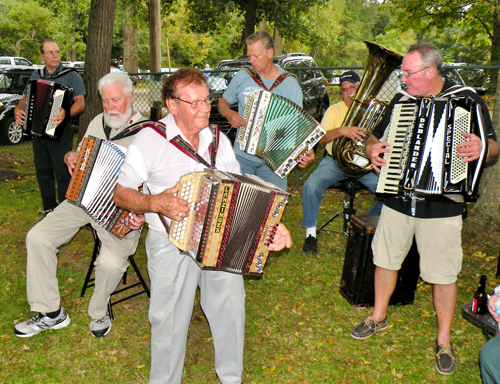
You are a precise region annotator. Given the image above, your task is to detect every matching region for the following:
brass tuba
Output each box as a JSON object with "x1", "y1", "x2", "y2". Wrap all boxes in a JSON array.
[{"x1": 331, "y1": 41, "x2": 402, "y2": 176}]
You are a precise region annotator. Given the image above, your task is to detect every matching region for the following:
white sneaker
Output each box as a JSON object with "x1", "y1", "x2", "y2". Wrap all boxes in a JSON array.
[{"x1": 14, "y1": 308, "x2": 70, "y2": 338}]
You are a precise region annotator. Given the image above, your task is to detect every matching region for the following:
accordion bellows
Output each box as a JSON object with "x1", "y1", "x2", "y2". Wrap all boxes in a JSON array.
[
  {"x1": 169, "y1": 169, "x2": 290, "y2": 276},
  {"x1": 237, "y1": 89, "x2": 325, "y2": 178},
  {"x1": 24, "y1": 79, "x2": 73, "y2": 140},
  {"x1": 66, "y1": 136, "x2": 133, "y2": 238}
]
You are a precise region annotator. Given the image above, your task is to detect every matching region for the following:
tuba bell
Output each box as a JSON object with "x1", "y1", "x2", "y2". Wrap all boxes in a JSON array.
[{"x1": 331, "y1": 41, "x2": 402, "y2": 176}]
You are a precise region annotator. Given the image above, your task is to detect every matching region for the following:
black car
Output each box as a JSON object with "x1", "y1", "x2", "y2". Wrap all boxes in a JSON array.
[
  {"x1": 0, "y1": 66, "x2": 32, "y2": 145},
  {"x1": 207, "y1": 53, "x2": 330, "y2": 143}
]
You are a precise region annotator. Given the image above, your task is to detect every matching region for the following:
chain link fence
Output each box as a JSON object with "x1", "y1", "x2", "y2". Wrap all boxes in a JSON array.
[{"x1": 0, "y1": 66, "x2": 495, "y2": 170}]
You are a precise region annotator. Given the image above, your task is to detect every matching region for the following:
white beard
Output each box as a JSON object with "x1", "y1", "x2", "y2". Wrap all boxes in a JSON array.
[{"x1": 104, "y1": 104, "x2": 133, "y2": 129}]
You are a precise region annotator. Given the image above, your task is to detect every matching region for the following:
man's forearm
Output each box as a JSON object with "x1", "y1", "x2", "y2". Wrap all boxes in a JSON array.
[
  {"x1": 218, "y1": 97, "x2": 231, "y2": 119},
  {"x1": 70, "y1": 95, "x2": 85, "y2": 117}
]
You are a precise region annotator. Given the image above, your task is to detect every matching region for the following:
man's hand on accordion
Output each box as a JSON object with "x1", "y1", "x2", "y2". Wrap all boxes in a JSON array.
[
  {"x1": 298, "y1": 150, "x2": 315, "y2": 168},
  {"x1": 64, "y1": 151, "x2": 79, "y2": 175},
  {"x1": 366, "y1": 140, "x2": 391, "y2": 172},
  {"x1": 129, "y1": 212, "x2": 146, "y2": 230},
  {"x1": 152, "y1": 182, "x2": 190, "y2": 222},
  {"x1": 456, "y1": 132, "x2": 483, "y2": 162},
  {"x1": 50, "y1": 108, "x2": 66, "y2": 127},
  {"x1": 267, "y1": 223, "x2": 292, "y2": 252}
]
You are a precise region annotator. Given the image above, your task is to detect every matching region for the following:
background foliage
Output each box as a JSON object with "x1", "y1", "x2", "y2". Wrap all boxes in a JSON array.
[{"x1": 2, "y1": 0, "x2": 500, "y2": 70}]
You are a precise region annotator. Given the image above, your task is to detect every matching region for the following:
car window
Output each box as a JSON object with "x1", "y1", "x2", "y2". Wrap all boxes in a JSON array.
[
  {"x1": 15, "y1": 58, "x2": 31, "y2": 66},
  {"x1": 0, "y1": 59, "x2": 10, "y2": 65},
  {"x1": 0, "y1": 74, "x2": 13, "y2": 91}
]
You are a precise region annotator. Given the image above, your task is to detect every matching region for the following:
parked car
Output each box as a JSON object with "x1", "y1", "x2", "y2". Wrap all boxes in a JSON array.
[
  {"x1": 0, "y1": 67, "x2": 33, "y2": 145},
  {"x1": 207, "y1": 53, "x2": 330, "y2": 143},
  {"x1": 0, "y1": 56, "x2": 35, "y2": 67}
]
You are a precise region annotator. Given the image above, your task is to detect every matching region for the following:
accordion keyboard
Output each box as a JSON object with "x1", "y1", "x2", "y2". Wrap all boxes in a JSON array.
[
  {"x1": 45, "y1": 89, "x2": 65, "y2": 137},
  {"x1": 376, "y1": 103, "x2": 418, "y2": 195}
]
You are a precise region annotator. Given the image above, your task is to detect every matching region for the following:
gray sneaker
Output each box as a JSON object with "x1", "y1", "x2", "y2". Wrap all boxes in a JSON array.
[
  {"x1": 14, "y1": 308, "x2": 70, "y2": 338},
  {"x1": 350, "y1": 316, "x2": 388, "y2": 340},
  {"x1": 90, "y1": 315, "x2": 112, "y2": 338}
]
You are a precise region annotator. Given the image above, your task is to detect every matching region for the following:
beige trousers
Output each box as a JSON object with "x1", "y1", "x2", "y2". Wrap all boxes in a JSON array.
[{"x1": 25, "y1": 200, "x2": 141, "y2": 319}]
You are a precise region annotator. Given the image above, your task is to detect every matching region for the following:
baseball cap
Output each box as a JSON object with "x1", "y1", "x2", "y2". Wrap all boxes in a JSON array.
[{"x1": 340, "y1": 71, "x2": 361, "y2": 85}]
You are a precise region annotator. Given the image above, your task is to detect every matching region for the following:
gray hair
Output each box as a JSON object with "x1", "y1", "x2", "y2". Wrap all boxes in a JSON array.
[
  {"x1": 97, "y1": 72, "x2": 133, "y2": 96},
  {"x1": 246, "y1": 31, "x2": 274, "y2": 51},
  {"x1": 406, "y1": 43, "x2": 443, "y2": 76}
]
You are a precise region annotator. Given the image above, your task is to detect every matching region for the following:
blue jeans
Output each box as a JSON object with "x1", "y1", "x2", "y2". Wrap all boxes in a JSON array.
[
  {"x1": 233, "y1": 144, "x2": 288, "y2": 191},
  {"x1": 301, "y1": 155, "x2": 381, "y2": 228},
  {"x1": 480, "y1": 333, "x2": 500, "y2": 384}
]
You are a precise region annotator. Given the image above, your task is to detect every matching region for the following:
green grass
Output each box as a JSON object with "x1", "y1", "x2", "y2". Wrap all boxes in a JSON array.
[{"x1": 0, "y1": 143, "x2": 499, "y2": 383}]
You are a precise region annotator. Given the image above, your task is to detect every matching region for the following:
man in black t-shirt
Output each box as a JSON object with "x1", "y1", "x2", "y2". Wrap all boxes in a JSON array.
[{"x1": 349, "y1": 43, "x2": 499, "y2": 375}]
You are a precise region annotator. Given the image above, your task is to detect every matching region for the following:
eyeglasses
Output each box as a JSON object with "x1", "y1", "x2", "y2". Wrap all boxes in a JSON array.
[
  {"x1": 341, "y1": 84, "x2": 358, "y2": 92},
  {"x1": 173, "y1": 95, "x2": 213, "y2": 109},
  {"x1": 43, "y1": 51, "x2": 60, "y2": 56},
  {"x1": 401, "y1": 67, "x2": 429, "y2": 79}
]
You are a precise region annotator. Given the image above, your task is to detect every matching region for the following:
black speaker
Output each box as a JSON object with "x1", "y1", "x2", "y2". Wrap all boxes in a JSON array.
[{"x1": 340, "y1": 214, "x2": 420, "y2": 307}]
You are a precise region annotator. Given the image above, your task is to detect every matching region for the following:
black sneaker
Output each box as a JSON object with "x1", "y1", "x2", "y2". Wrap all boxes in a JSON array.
[
  {"x1": 90, "y1": 315, "x2": 112, "y2": 338},
  {"x1": 14, "y1": 308, "x2": 70, "y2": 338},
  {"x1": 302, "y1": 235, "x2": 318, "y2": 254},
  {"x1": 435, "y1": 341, "x2": 457, "y2": 375},
  {"x1": 350, "y1": 316, "x2": 388, "y2": 340}
]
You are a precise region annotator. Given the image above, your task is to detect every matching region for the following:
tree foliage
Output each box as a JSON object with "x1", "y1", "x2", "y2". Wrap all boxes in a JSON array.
[
  {"x1": 0, "y1": 0, "x2": 53, "y2": 62},
  {"x1": 384, "y1": 0, "x2": 500, "y2": 65}
]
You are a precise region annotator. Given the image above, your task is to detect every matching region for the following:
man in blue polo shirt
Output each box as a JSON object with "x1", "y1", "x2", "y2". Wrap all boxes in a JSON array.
[{"x1": 14, "y1": 39, "x2": 86, "y2": 214}]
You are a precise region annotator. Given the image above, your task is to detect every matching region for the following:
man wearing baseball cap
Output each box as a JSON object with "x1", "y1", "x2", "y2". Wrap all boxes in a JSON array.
[{"x1": 301, "y1": 70, "x2": 382, "y2": 253}]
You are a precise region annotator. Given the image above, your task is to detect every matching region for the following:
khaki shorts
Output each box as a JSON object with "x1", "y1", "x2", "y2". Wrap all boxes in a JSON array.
[{"x1": 372, "y1": 205, "x2": 463, "y2": 285}]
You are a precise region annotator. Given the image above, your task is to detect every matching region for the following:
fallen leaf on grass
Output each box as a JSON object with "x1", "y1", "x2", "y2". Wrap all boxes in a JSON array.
[
  {"x1": 473, "y1": 251, "x2": 486, "y2": 258},
  {"x1": 421, "y1": 311, "x2": 431, "y2": 318},
  {"x1": 109, "y1": 350, "x2": 118, "y2": 356},
  {"x1": 136, "y1": 364, "x2": 146, "y2": 369},
  {"x1": 1, "y1": 335, "x2": 9, "y2": 340},
  {"x1": 21, "y1": 344, "x2": 30, "y2": 351},
  {"x1": 391, "y1": 368, "x2": 403, "y2": 378}
]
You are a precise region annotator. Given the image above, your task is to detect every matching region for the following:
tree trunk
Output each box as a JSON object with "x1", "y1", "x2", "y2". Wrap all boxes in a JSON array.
[
  {"x1": 68, "y1": 0, "x2": 78, "y2": 61},
  {"x1": 244, "y1": 0, "x2": 257, "y2": 40},
  {"x1": 149, "y1": 0, "x2": 162, "y2": 120},
  {"x1": 122, "y1": 8, "x2": 138, "y2": 73},
  {"x1": 464, "y1": 67, "x2": 500, "y2": 233},
  {"x1": 489, "y1": 6, "x2": 500, "y2": 91},
  {"x1": 79, "y1": 0, "x2": 118, "y2": 142},
  {"x1": 273, "y1": 27, "x2": 283, "y2": 56}
]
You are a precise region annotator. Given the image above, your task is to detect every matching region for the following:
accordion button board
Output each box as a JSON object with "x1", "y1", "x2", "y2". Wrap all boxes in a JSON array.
[{"x1": 169, "y1": 169, "x2": 290, "y2": 276}]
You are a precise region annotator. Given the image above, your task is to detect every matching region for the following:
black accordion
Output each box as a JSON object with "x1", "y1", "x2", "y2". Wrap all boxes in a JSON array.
[
  {"x1": 24, "y1": 79, "x2": 73, "y2": 140},
  {"x1": 168, "y1": 169, "x2": 289, "y2": 276},
  {"x1": 376, "y1": 94, "x2": 488, "y2": 204},
  {"x1": 66, "y1": 136, "x2": 133, "y2": 239},
  {"x1": 237, "y1": 89, "x2": 325, "y2": 178}
]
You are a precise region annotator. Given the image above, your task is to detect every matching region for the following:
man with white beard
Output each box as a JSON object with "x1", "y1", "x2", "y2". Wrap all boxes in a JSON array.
[{"x1": 14, "y1": 72, "x2": 148, "y2": 339}]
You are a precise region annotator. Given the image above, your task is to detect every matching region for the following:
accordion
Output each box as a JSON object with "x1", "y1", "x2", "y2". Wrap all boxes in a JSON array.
[
  {"x1": 65, "y1": 136, "x2": 133, "y2": 238},
  {"x1": 168, "y1": 169, "x2": 290, "y2": 276},
  {"x1": 237, "y1": 89, "x2": 325, "y2": 178},
  {"x1": 376, "y1": 94, "x2": 488, "y2": 204},
  {"x1": 24, "y1": 79, "x2": 73, "y2": 140}
]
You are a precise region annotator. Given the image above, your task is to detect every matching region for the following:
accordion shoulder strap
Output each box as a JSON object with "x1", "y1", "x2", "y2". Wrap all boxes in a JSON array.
[
  {"x1": 104, "y1": 119, "x2": 155, "y2": 141},
  {"x1": 243, "y1": 67, "x2": 298, "y2": 91},
  {"x1": 37, "y1": 67, "x2": 76, "y2": 79}
]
